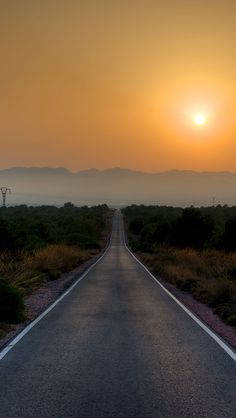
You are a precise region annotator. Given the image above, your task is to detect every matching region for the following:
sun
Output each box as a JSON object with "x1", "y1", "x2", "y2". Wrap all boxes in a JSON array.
[{"x1": 194, "y1": 114, "x2": 206, "y2": 126}]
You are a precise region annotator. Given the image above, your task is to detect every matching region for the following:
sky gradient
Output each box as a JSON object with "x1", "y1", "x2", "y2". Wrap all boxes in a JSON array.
[{"x1": 1, "y1": 0, "x2": 236, "y2": 172}]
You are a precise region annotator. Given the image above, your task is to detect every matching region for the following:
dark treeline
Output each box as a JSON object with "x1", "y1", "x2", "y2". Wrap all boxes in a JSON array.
[
  {"x1": 0, "y1": 203, "x2": 111, "y2": 252},
  {"x1": 123, "y1": 204, "x2": 236, "y2": 251}
]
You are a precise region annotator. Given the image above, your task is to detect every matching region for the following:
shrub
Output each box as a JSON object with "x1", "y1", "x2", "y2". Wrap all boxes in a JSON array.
[{"x1": 0, "y1": 279, "x2": 25, "y2": 322}]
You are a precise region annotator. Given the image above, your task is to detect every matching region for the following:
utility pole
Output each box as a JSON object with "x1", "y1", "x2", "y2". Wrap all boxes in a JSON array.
[
  {"x1": 212, "y1": 196, "x2": 216, "y2": 207},
  {"x1": 0, "y1": 187, "x2": 11, "y2": 207}
]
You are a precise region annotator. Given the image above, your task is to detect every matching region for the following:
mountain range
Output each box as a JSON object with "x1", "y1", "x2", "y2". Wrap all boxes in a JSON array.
[{"x1": 0, "y1": 167, "x2": 236, "y2": 207}]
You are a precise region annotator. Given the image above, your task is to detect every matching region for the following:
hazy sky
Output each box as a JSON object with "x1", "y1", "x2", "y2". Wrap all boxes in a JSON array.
[{"x1": 1, "y1": 0, "x2": 236, "y2": 172}]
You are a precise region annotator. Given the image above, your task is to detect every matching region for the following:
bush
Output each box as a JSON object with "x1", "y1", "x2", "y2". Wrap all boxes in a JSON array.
[{"x1": 0, "y1": 279, "x2": 25, "y2": 322}]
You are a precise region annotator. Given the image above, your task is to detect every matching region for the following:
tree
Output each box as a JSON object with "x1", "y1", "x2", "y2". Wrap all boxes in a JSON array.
[{"x1": 171, "y1": 208, "x2": 214, "y2": 249}]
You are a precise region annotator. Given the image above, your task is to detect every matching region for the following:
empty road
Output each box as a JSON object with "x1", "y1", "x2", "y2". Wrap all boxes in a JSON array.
[{"x1": 1, "y1": 211, "x2": 236, "y2": 418}]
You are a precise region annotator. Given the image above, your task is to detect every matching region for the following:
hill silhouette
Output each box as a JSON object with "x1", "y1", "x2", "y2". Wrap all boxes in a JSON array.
[{"x1": 0, "y1": 167, "x2": 236, "y2": 206}]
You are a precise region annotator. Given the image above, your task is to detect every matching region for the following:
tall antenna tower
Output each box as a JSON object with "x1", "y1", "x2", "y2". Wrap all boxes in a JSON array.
[{"x1": 0, "y1": 187, "x2": 11, "y2": 207}]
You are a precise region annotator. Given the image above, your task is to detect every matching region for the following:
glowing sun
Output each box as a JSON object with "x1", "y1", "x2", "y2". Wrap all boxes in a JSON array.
[{"x1": 194, "y1": 114, "x2": 206, "y2": 125}]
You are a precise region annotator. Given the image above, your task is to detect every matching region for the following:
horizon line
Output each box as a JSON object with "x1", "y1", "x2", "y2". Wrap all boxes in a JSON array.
[{"x1": 0, "y1": 166, "x2": 236, "y2": 175}]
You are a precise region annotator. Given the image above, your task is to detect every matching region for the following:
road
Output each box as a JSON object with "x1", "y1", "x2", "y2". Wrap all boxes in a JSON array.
[{"x1": 1, "y1": 211, "x2": 236, "y2": 418}]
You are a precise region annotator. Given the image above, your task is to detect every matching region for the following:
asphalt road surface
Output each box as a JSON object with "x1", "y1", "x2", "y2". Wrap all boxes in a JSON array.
[{"x1": 1, "y1": 211, "x2": 236, "y2": 418}]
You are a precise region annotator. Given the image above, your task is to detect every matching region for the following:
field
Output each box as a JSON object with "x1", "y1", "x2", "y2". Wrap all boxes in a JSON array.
[{"x1": 123, "y1": 205, "x2": 236, "y2": 327}]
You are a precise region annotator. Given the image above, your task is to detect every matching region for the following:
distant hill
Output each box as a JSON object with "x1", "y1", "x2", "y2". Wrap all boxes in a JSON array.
[
  {"x1": 0, "y1": 167, "x2": 236, "y2": 207},
  {"x1": 1, "y1": 167, "x2": 72, "y2": 177}
]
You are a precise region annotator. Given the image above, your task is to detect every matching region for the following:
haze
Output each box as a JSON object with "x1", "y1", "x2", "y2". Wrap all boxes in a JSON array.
[
  {"x1": 1, "y1": 1, "x2": 236, "y2": 173},
  {"x1": 1, "y1": 167, "x2": 236, "y2": 207}
]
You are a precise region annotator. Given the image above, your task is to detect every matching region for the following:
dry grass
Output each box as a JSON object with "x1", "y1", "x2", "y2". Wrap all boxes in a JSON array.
[
  {"x1": 32, "y1": 245, "x2": 94, "y2": 280},
  {"x1": 0, "y1": 244, "x2": 100, "y2": 335},
  {"x1": 0, "y1": 245, "x2": 98, "y2": 295},
  {"x1": 140, "y1": 246, "x2": 236, "y2": 327}
]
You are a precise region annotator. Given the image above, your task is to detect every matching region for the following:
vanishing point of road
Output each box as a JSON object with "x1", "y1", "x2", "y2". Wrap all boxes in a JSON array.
[{"x1": 1, "y1": 211, "x2": 236, "y2": 418}]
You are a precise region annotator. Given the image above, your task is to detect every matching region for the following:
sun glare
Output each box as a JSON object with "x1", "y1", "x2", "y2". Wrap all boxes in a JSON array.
[{"x1": 194, "y1": 114, "x2": 206, "y2": 125}]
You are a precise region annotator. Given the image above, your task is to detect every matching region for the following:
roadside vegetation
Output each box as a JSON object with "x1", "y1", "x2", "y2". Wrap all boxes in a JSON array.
[
  {"x1": 0, "y1": 204, "x2": 112, "y2": 337},
  {"x1": 123, "y1": 205, "x2": 236, "y2": 327}
]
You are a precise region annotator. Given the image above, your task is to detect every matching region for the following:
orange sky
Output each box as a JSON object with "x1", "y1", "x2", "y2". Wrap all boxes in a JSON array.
[{"x1": 1, "y1": 0, "x2": 236, "y2": 172}]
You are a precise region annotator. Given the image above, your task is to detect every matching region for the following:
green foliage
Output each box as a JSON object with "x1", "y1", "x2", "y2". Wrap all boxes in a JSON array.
[
  {"x1": 123, "y1": 204, "x2": 236, "y2": 251},
  {"x1": 0, "y1": 279, "x2": 25, "y2": 323},
  {"x1": 0, "y1": 204, "x2": 110, "y2": 252}
]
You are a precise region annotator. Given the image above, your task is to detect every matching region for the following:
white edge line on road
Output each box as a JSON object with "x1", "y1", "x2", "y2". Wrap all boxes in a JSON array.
[
  {"x1": 0, "y1": 228, "x2": 113, "y2": 361},
  {"x1": 2, "y1": 211, "x2": 236, "y2": 363},
  {"x1": 122, "y1": 221, "x2": 236, "y2": 362}
]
